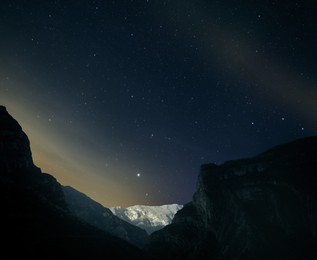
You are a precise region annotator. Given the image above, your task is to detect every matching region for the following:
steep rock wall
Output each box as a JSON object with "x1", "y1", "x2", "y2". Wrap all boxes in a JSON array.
[{"x1": 148, "y1": 136, "x2": 317, "y2": 259}]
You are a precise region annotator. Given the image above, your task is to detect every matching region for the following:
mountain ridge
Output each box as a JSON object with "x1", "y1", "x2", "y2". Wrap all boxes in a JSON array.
[
  {"x1": 62, "y1": 185, "x2": 149, "y2": 247},
  {"x1": 111, "y1": 204, "x2": 183, "y2": 234}
]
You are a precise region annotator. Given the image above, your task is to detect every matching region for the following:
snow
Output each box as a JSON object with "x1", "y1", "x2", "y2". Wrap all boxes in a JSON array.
[{"x1": 110, "y1": 204, "x2": 183, "y2": 234}]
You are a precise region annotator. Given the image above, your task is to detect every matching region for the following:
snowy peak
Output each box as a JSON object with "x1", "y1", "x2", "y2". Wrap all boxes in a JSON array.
[{"x1": 111, "y1": 204, "x2": 183, "y2": 234}]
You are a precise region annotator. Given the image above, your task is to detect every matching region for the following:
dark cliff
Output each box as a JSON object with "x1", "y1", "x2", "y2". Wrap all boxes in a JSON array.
[
  {"x1": 0, "y1": 105, "x2": 67, "y2": 211},
  {"x1": 147, "y1": 136, "x2": 317, "y2": 259},
  {"x1": 0, "y1": 105, "x2": 151, "y2": 259}
]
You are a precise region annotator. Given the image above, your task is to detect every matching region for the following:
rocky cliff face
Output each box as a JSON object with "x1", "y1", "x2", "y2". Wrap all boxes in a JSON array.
[
  {"x1": 0, "y1": 105, "x2": 33, "y2": 171},
  {"x1": 0, "y1": 105, "x2": 151, "y2": 259},
  {"x1": 147, "y1": 136, "x2": 317, "y2": 259},
  {"x1": 0, "y1": 105, "x2": 67, "y2": 210}
]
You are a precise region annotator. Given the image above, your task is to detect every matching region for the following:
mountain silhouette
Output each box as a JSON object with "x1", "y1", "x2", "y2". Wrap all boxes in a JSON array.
[
  {"x1": 2, "y1": 104, "x2": 317, "y2": 259},
  {"x1": 0, "y1": 105, "x2": 152, "y2": 259},
  {"x1": 146, "y1": 135, "x2": 317, "y2": 259}
]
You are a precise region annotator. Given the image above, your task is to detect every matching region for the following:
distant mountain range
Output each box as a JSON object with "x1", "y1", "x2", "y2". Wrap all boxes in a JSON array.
[
  {"x1": 110, "y1": 204, "x2": 183, "y2": 234},
  {"x1": 1, "y1": 104, "x2": 317, "y2": 259},
  {"x1": 62, "y1": 184, "x2": 182, "y2": 240}
]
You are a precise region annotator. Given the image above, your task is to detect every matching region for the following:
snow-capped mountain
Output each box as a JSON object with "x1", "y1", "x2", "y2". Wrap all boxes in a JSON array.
[{"x1": 110, "y1": 204, "x2": 183, "y2": 234}]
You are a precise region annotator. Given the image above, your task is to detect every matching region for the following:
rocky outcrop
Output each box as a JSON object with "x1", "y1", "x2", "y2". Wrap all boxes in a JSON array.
[
  {"x1": 0, "y1": 105, "x2": 34, "y2": 171},
  {"x1": 63, "y1": 185, "x2": 149, "y2": 247},
  {"x1": 0, "y1": 105, "x2": 67, "y2": 210},
  {"x1": 147, "y1": 136, "x2": 317, "y2": 259}
]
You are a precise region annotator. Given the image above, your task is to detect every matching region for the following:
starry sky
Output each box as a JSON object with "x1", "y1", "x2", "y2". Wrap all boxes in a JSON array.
[{"x1": 0, "y1": 0, "x2": 316, "y2": 208}]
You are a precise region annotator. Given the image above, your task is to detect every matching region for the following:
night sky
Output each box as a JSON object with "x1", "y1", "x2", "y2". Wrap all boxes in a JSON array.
[{"x1": 1, "y1": 0, "x2": 316, "y2": 207}]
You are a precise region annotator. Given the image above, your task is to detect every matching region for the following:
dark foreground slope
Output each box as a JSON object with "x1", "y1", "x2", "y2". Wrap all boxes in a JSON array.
[
  {"x1": 0, "y1": 105, "x2": 151, "y2": 259},
  {"x1": 62, "y1": 185, "x2": 149, "y2": 247},
  {"x1": 147, "y1": 136, "x2": 317, "y2": 259}
]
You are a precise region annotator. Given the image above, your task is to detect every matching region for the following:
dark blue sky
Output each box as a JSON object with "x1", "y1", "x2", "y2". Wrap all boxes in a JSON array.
[{"x1": 1, "y1": 0, "x2": 316, "y2": 207}]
